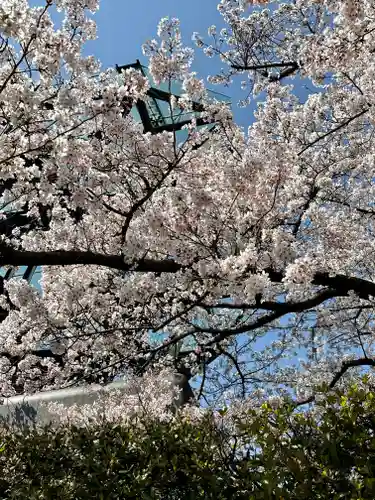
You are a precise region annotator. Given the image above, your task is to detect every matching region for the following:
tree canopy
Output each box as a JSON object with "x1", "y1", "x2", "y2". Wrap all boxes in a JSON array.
[{"x1": 0, "y1": 0, "x2": 374, "y2": 412}]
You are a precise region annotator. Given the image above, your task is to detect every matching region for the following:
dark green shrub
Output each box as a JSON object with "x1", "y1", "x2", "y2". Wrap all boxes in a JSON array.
[{"x1": 0, "y1": 381, "x2": 375, "y2": 499}]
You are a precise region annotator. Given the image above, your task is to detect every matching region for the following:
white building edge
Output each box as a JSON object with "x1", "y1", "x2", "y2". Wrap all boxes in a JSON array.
[{"x1": 0, "y1": 374, "x2": 189, "y2": 426}]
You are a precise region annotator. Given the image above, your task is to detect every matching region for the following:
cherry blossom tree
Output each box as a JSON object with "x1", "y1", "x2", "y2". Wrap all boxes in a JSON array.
[{"x1": 0, "y1": 0, "x2": 374, "y2": 412}]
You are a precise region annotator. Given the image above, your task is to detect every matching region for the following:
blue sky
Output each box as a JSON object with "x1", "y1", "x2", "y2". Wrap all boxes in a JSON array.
[{"x1": 86, "y1": 0, "x2": 222, "y2": 73}]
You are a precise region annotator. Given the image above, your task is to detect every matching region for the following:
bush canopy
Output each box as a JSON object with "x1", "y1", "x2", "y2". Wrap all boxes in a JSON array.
[{"x1": 0, "y1": 381, "x2": 374, "y2": 499}]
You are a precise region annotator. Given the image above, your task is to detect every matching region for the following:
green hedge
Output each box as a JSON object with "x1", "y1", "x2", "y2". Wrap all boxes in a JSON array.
[{"x1": 0, "y1": 382, "x2": 375, "y2": 499}]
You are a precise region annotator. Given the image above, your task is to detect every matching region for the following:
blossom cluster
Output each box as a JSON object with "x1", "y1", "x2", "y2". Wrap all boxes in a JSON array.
[{"x1": 0, "y1": 0, "x2": 374, "y2": 415}]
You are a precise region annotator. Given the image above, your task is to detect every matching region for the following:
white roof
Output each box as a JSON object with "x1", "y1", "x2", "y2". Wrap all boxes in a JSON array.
[
  {"x1": 0, "y1": 374, "x2": 186, "y2": 426},
  {"x1": 0, "y1": 380, "x2": 134, "y2": 426}
]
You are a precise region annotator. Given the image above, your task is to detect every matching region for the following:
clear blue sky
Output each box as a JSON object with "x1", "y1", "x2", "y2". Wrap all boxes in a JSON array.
[{"x1": 86, "y1": 1, "x2": 222, "y2": 74}]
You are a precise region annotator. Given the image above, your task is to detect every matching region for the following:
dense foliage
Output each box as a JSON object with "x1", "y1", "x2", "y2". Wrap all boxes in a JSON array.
[{"x1": 0, "y1": 382, "x2": 374, "y2": 499}]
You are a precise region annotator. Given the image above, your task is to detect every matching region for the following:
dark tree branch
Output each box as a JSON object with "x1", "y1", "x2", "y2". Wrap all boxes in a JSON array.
[
  {"x1": 329, "y1": 358, "x2": 375, "y2": 388},
  {"x1": 120, "y1": 163, "x2": 177, "y2": 244},
  {"x1": 270, "y1": 64, "x2": 299, "y2": 81},
  {"x1": 197, "y1": 289, "x2": 345, "y2": 340},
  {"x1": 203, "y1": 288, "x2": 338, "y2": 314},
  {"x1": 312, "y1": 272, "x2": 375, "y2": 301},
  {"x1": 296, "y1": 358, "x2": 375, "y2": 406},
  {"x1": 195, "y1": 309, "x2": 285, "y2": 345},
  {"x1": 231, "y1": 61, "x2": 298, "y2": 72},
  {"x1": 298, "y1": 107, "x2": 370, "y2": 156},
  {"x1": 2, "y1": 242, "x2": 375, "y2": 306},
  {"x1": 231, "y1": 61, "x2": 299, "y2": 82},
  {"x1": 264, "y1": 268, "x2": 375, "y2": 302},
  {"x1": 2, "y1": 247, "x2": 375, "y2": 302},
  {"x1": 0, "y1": 247, "x2": 182, "y2": 273},
  {"x1": 217, "y1": 344, "x2": 247, "y2": 399},
  {"x1": 325, "y1": 197, "x2": 375, "y2": 216},
  {"x1": 31, "y1": 349, "x2": 64, "y2": 367},
  {"x1": 291, "y1": 185, "x2": 320, "y2": 236}
]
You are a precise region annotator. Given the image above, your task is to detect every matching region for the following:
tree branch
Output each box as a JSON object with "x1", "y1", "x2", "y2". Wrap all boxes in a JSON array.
[
  {"x1": 0, "y1": 247, "x2": 182, "y2": 274},
  {"x1": 296, "y1": 358, "x2": 375, "y2": 406},
  {"x1": 1, "y1": 249, "x2": 375, "y2": 302},
  {"x1": 298, "y1": 107, "x2": 370, "y2": 156},
  {"x1": 197, "y1": 289, "x2": 345, "y2": 341},
  {"x1": 264, "y1": 268, "x2": 375, "y2": 302},
  {"x1": 231, "y1": 61, "x2": 298, "y2": 72},
  {"x1": 203, "y1": 288, "x2": 338, "y2": 314},
  {"x1": 313, "y1": 272, "x2": 375, "y2": 301},
  {"x1": 231, "y1": 61, "x2": 299, "y2": 82}
]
